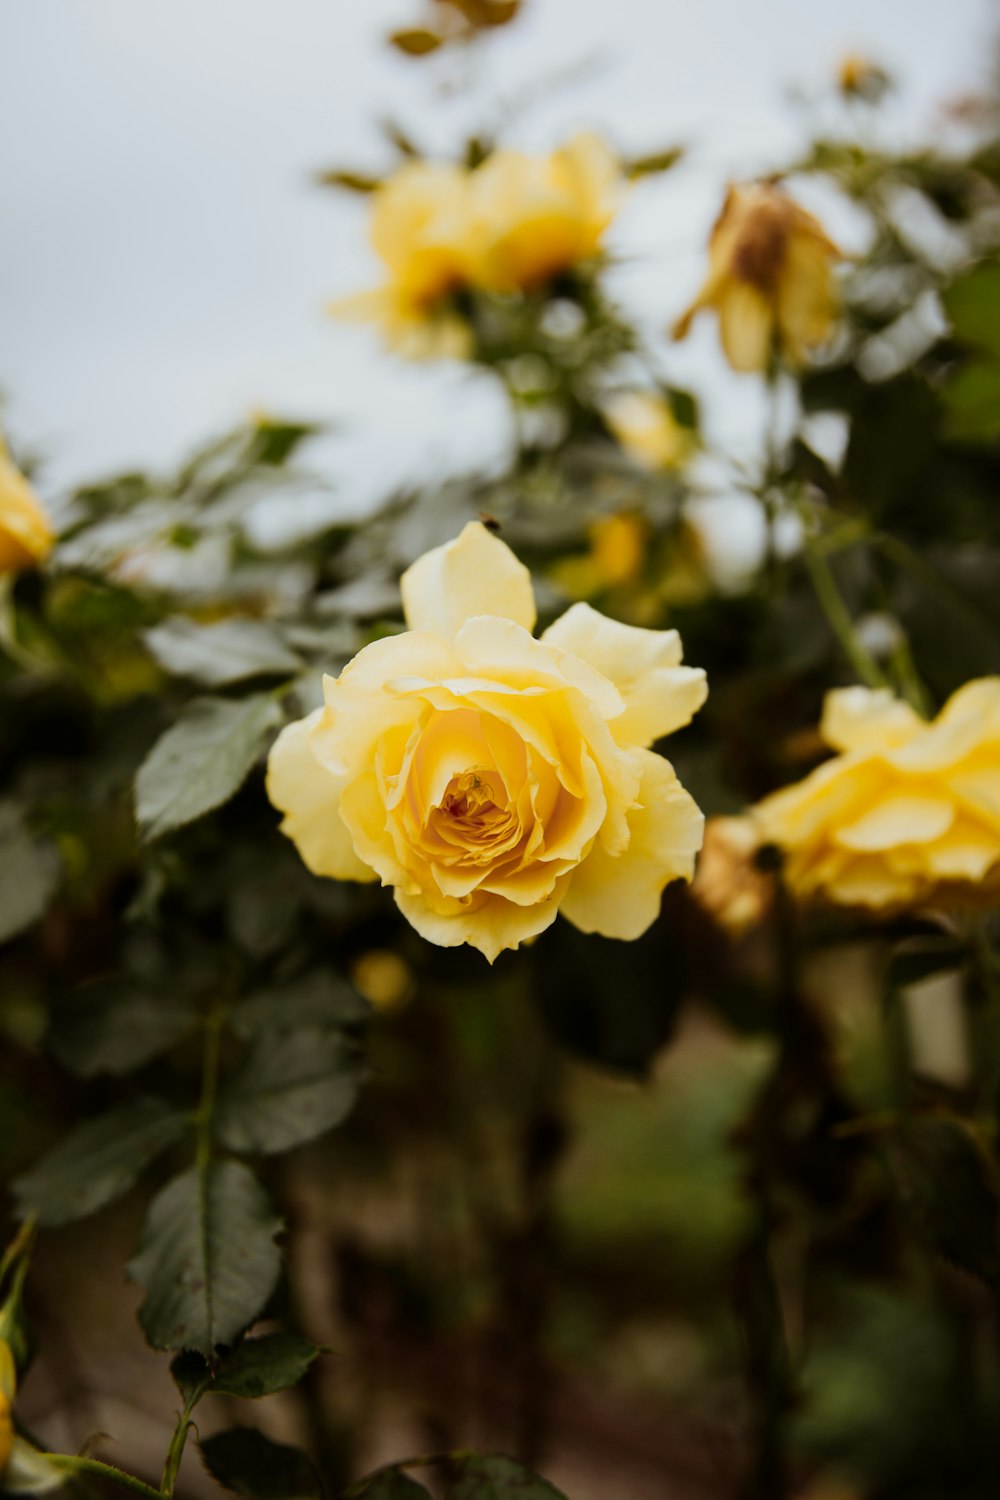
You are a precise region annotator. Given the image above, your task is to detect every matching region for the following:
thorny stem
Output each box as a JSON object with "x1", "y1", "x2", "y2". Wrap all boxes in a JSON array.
[
  {"x1": 159, "y1": 1384, "x2": 205, "y2": 1497},
  {"x1": 44, "y1": 1455, "x2": 166, "y2": 1500}
]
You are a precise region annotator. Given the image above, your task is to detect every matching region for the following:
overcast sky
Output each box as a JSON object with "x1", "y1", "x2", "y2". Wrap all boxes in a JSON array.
[{"x1": 1, "y1": 0, "x2": 995, "y2": 512}]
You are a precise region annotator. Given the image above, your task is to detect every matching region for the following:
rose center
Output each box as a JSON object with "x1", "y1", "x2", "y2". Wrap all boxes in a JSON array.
[{"x1": 442, "y1": 768, "x2": 498, "y2": 821}]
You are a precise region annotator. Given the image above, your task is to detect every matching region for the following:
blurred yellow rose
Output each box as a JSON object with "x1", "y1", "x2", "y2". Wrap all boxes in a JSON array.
[
  {"x1": 753, "y1": 681, "x2": 1000, "y2": 909},
  {"x1": 673, "y1": 182, "x2": 841, "y2": 373},
  {"x1": 0, "y1": 441, "x2": 52, "y2": 574},
  {"x1": 465, "y1": 132, "x2": 621, "y2": 292},
  {"x1": 329, "y1": 160, "x2": 474, "y2": 358},
  {"x1": 0, "y1": 1339, "x2": 61, "y2": 1492},
  {"x1": 268, "y1": 522, "x2": 706, "y2": 961},
  {"x1": 603, "y1": 391, "x2": 695, "y2": 471}
]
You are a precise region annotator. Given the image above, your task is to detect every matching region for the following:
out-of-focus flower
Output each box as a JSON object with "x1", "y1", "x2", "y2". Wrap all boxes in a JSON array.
[
  {"x1": 603, "y1": 391, "x2": 695, "y2": 471},
  {"x1": 753, "y1": 681, "x2": 1000, "y2": 909},
  {"x1": 329, "y1": 161, "x2": 475, "y2": 358},
  {"x1": 268, "y1": 522, "x2": 706, "y2": 961},
  {"x1": 0, "y1": 442, "x2": 53, "y2": 575},
  {"x1": 838, "y1": 54, "x2": 890, "y2": 102},
  {"x1": 465, "y1": 133, "x2": 622, "y2": 293},
  {"x1": 551, "y1": 512, "x2": 649, "y2": 601},
  {"x1": 352, "y1": 949, "x2": 416, "y2": 1011},
  {"x1": 673, "y1": 182, "x2": 842, "y2": 373},
  {"x1": 0, "y1": 1340, "x2": 62, "y2": 1493},
  {"x1": 691, "y1": 816, "x2": 771, "y2": 936}
]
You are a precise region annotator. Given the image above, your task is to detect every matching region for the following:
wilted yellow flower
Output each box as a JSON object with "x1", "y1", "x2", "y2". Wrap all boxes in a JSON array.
[
  {"x1": 603, "y1": 391, "x2": 695, "y2": 471},
  {"x1": 753, "y1": 681, "x2": 1000, "y2": 909},
  {"x1": 673, "y1": 182, "x2": 842, "y2": 373},
  {"x1": 466, "y1": 133, "x2": 621, "y2": 293},
  {"x1": 0, "y1": 442, "x2": 52, "y2": 574},
  {"x1": 268, "y1": 522, "x2": 706, "y2": 961},
  {"x1": 691, "y1": 816, "x2": 771, "y2": 936},
  {"x1": 330, "y1": 161, "x2": 474, "y2": 358}
]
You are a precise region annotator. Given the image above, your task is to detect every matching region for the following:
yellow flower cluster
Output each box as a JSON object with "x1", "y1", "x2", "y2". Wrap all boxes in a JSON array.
[
  {"x1": 674, "y1": 181, "x2": 842, "y2": 373},
  {"x1": 268, "y1": 522, "x2": 706, "y2": 961},
  {"x1": 0, "y1": 441, "x2": 52, "y2": 575},
  {"x1": 331, "y1": 133, "x2": 621, "y2": 357},
  {"x1": 753, "y1": 682, "x2": 1000, "y2": 909}
]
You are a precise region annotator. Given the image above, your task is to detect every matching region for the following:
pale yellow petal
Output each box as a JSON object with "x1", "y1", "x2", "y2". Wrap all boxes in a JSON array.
[
  {"x1": 542, "y1": 603, "x2": 707, "y2": 747},
  {"x1": 820, "y1": 686, "x2": 924, "y2": 754},
  {"x1": 395, "y1": 881, "x2": 568, "y2": 964},
  {"x1": 0, "y1": 443, "x2": 53, "y2": 573},
  {"x1": 457, "y1": 613, "x2": 624, "y2": 720},
  {"x1": 835, "y1": 792, "x2": 955, "y2": 852},
  {"x1": 717, "y1": 283, "x2": 774, "y2": 373},
  {"x1": 266, "y1": 711, "x2": 376, "y2": 883},
  {"x1": 560, "y1": 750, "x2": 704, "y2": 939},
  {"x1": 400, "y1": 521, "x2": 537, "y2": 639}
]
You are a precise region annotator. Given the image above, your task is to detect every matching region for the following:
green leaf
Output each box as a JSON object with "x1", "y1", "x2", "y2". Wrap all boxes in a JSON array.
[
  {"x1": 217, "y1": 1027, "x2": 361, "y2": 1155},
  {"x1": 171, "y1": 1333, "x2": 319, "y2": 1404},
  {"x1": 198, "y1": 1428, "x2": 322, "y2": 1499},
  {"x1": 232, "y1": 971, "x2": 370, "y2": 1038},
  {"x1": 624, "y1": 145, "x2": 684, "y2": 178},
  {"x1": 389, "y1": 27, "x2": 444, "y2": 55},
  {"x1": 48, "y1": 983, "x2": 198, "y2": 1077},
  {"x1": 145, "y1": 618, "x2": 301, "y2": 688},
  {"x1": 941, "y1": 356, "x2": 1000, "y2": 444},
  {"x1": 942, "y1": 261, "x2": 1000, "y2": 356},
  {"x1": 348, "y1": 1470, "x2": 430, "y2": 1500},
  {"x1": 891, "y1": 1118, "x2": 1000, "y2": 1285},
  {"x1": 136, "y1": 695, "x2": 283, "y2": 842},
  {"x1": 448, "y1": 1456, "x2": 570, "y2": 1499},
  {"x1": 0, "y1": 801, "x2": 61, "y2": 945},
  {"x1": 13, "y1": 1098, "x2": 185, "y2": 1227},
  {"x1": 128, "y1": 1161, "x2": 283, "y2": 1353}
]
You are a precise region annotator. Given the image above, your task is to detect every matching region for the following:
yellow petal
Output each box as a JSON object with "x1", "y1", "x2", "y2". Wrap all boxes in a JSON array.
[
  {"x1": 820, "y1": 686, "x2": 925, "y2": 754},
  {"x1": 395, "y1": 880, "x2": 568, "y2": 964},
  {"x1": 456, "y1": 614, "x2": 624, "y2": 720},
  {"x1": 400, "y1": 521, "x2": 537, "y2": 639},
  {"x1": 0, "y1": 1342, "x2": 15, "y2": 1404},
  {"x1": 835, "y1": 792, "x2": 955, "y2": 852},
  {"x1": 560, "y1": 750, "x2": 704, "y2": 939},
  {"x1": 775, "y1": 231, "x2": 839, "y2": 361},
  {"x1": 266, "y1": 711, "x2": 376, "y2": 882},
  {"x1": 542, "y1": 603, "x2": 707, "y2": 747},
  {"x1": 717, "y1": 283, "x2": 774, "y2": 373},
  {"x1": 0, "y1": 442, "x2": 53, "y2": 573}
]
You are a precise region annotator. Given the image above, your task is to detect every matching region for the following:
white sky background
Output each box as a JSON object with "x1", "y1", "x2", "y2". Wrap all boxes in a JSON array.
[{"x1": 0, "y1": 0, "x2": 996, "y2": 522}]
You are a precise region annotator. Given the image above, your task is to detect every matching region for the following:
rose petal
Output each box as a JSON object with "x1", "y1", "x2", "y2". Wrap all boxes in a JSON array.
[
  {"x1": 267, "y1": 712, "x2": 376, "y2": 883},
  {"x1": 400, "y1": 521, "x2": 536, "y2": 639}
]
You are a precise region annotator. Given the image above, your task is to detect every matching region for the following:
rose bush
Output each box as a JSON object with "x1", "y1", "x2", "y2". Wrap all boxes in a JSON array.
[
  {"x1": 753, "y1": 681, "x2": 1000, "y2": 909},
  {"x1": 267, "y1": 521, "x2": 706, "y2": 960}
]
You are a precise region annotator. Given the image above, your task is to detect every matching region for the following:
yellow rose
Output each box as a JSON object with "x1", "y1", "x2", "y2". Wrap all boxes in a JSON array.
[
  {"x1": 753, "y1": 681, "x2": 1000, "y2": 909},
  {"x1": 267, "y1": 522, "x2": 706, "y2": 961},
  {"x1": 0, "y1": 441, "x2": 53, "y2": 574},
  {"x1": 603, "y1": 391, "x2": 695, "y2": 471},
  {"x1": 465, "y1": 133, "x2": 621, "y2": 293},
  {"x1": 672, "y1": 182, "x2": 841, "y2": 373},
  {"x1": 329, "y1": 160, "x2": 474, "y2": 358}
]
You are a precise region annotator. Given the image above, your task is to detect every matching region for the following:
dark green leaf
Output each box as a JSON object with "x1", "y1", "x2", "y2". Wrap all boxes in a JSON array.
[
  {"x1": 171, "y1": 1333, "x2": 318, "y2": 1405},
  {"x1": 0, "y1": 801, "x2": 61, "y2": 945},
  {"x1": 942, "y1": 261, "x2": 1000, "y2": 356},
  {"x1": 216, "y1": 1027, "x2": 361, "y2": 1155},
  {"x1": 13, "y1": 1098, "x2": 185, "y2": 1227},
  {"x1": 348, "y1": 1470, "x2": 430, "y2": 1500},
  {"x1": 198, "y1": 1428, "x2": 322, "y2": 1499},
  {"x1": 886, "y1": 936, "x2": 966, "y2": 991},
  {"x1": 136, "y1": 695, "x2": 283, "y2": 842},
  {"x1": 891, "y1": 1118, "x2": 1000, "y2": 1285},
  {"x1": 448, "y1": 1455, "x2": 570, "y2": 1499},
  {"x1": 49, "y1": 983, "x2": 197, "y2": 1077},
  {"x1": 144, "y1": 618, "x2": 300, "y2": 688},
  {"x1": 128, "y1": 1161, "x2": 283, "y2": 1353},
  {"x1": 941, "y1": 356, "x2": 1000, "y2": 443},
  {"x1": 232, "y1": 971, "x2": 370, "y2": 1038}
]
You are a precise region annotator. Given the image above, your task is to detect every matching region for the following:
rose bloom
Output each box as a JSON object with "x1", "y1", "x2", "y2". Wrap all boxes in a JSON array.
[
  {"x1": 464, "y1": 133, "x2": 621, "y2": 293},
  {"x1": 0, "y1": 440, "x2": 52, "y2": 573},
  {"x1": 268, "y1": 523, "x2": 707, "y2": 961},
  {"x1": 603, "y1": 391, "x2": 695, "y2": 471},
  {"x1": 673, "y1": 182, "x2": 841, "y2": 373},
  {"x1": 753, "y1": 682, "x2": 1000, "y2": 909},
  {"x1": 329, "y1": 160, "x2": 474, "y2": 358}
]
